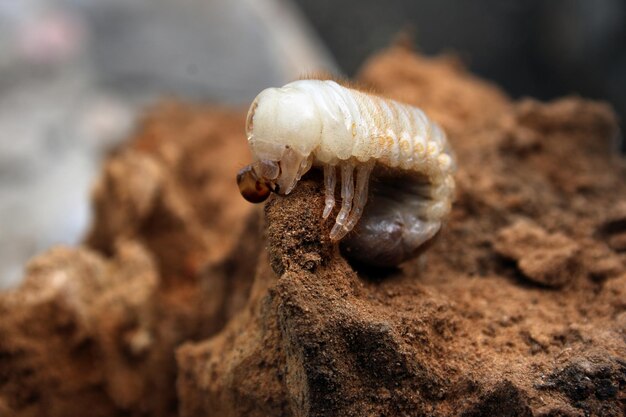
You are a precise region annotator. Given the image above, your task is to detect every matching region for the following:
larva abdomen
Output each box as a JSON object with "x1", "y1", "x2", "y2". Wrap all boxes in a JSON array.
[
  {"x1": 354, "y1": 90, "x2": 431, "y2": 167},
  {"x1": 237, "y1": 80, "x2": 456, "y2": 266}
]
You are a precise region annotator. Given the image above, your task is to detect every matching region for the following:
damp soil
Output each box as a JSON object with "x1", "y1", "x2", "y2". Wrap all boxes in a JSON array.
[{"x1": 1, "y1": 45, "x2": 625, "y2": 417}]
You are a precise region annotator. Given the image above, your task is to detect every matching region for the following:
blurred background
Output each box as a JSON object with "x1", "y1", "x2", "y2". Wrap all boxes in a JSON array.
[{"x1": 0, "y1": 0, "x2": 624, "y2": 288}]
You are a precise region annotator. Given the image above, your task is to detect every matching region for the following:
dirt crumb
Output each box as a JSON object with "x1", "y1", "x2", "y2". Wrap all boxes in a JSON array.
[{"x1": 494, "y1": 220, "x2": 580, "y2": 287}]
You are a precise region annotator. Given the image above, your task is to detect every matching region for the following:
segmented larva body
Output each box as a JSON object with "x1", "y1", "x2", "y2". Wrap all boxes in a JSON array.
[{"x1": 237, "y1": 79, "x2": 456, "y2": 266}]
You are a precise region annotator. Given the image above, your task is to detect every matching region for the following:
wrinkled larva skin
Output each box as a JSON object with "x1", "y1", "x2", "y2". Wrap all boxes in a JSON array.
[{"x1": 237, "y1": 80, "x2": 456, "y2": 266}]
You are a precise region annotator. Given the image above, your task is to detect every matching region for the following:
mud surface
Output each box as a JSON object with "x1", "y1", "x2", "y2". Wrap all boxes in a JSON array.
[{"x1": 1, "y1": 46, "x2": 625, "y2": 416}]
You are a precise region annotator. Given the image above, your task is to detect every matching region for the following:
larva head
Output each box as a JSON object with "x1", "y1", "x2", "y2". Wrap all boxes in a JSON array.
[
  {"x1": 244, "y1": 85, "x2": 321, "y2": 195},
  {"x1": 236, "y1": 161, "x2": 279, "y2": 203}
]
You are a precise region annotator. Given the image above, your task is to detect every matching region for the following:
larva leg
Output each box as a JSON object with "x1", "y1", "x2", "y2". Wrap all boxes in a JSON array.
[
  {"x1": 343, "y1": 161, "x2": 375, "y2": 232},
  {"x1": 322, "y1": 164, "x2": 337, "y2": 219},
  {"x1": 296, "y1": 156, "x2": 313, "y2": 181},
  {"x1": 329, "y1": 162, "x2": 354, "y2": 241}
]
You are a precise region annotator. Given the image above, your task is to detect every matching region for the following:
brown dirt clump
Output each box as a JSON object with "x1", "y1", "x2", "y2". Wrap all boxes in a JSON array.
[
  {"x1": 0, "y1": 103, "x2": 259, "y2": 416},
  {"x1": 493, "y1": 220, "x2": 581, "y2": 288},
  {"x1": 2, "y1": 45, "x2": 626, "y2": 416}
]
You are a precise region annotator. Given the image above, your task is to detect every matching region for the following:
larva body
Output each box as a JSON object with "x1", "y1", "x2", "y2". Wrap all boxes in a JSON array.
[{"x1": 237, "y1": 80, "x2": 456, "y2": 266}]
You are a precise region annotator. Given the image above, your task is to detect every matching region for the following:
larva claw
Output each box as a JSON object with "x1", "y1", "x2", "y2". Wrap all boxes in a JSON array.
[
  {"x1": 330, "y1": 163, "x2": 354, "y2": 241},
  {"x1": 323, "y1": 165, "x2": 337, "y2": 219},
  {"x1": 344, "y1": 161, "x2": 374, "y2": 230},
  {"x1": 330, "y1": 223, "x2": 349, "y2": 241},
  {"x1": 329, "y1": 161, "x2": 374, "y2": 241},
  {"x1": 323, "y1": 202, "x2": 334, "y2": 219}
]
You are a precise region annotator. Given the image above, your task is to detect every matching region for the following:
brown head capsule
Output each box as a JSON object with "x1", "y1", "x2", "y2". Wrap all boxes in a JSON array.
[{"x1": 236, "y1": 160, "x2": 281, "y2": 203}]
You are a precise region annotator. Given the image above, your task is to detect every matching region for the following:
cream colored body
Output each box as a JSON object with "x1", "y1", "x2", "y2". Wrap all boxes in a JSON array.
[{"x1": 246, "y1": 80, "x2": 456, "y2": 259}]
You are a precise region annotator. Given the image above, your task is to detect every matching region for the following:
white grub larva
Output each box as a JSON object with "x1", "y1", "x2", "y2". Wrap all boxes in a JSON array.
[{"x1": 237, "y1": 79, "x2": 456, "y2": 266}]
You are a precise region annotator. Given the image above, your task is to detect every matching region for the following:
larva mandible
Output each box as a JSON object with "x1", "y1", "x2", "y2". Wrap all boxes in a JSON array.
[{"x1": 237, "y1": 79, "x2": 456, "y2": 266}]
